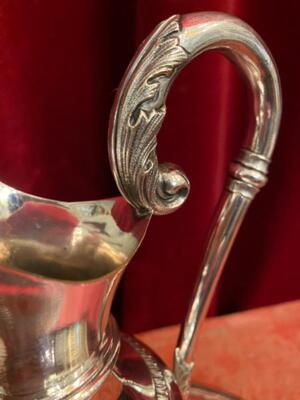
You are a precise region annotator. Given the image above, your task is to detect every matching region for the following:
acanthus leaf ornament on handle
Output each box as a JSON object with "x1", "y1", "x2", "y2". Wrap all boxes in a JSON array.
[
  {"x1": 109, "y1": 11, "x2": 281, "y2": 399},
  {"x1": 109, "y1": 15, "x2": 190, "y2": 216}
]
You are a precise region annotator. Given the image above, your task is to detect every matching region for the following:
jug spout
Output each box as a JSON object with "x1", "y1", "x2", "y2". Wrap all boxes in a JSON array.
[{"x1": 0, "y1": 182, "x2": 150, "y2": 399}]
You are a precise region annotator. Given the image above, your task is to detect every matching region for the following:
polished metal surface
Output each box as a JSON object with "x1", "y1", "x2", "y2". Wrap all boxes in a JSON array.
[
  {"x1": 109, "y1": 11, "x2": 281, "y2": 399},
  {"x1": 0, "y1": 10, "x2": 282, "y2": 400},
  {"x1": 0, "y1": 181, "x2": 150, "y2": 398},
  {"x1": 108, "y1": 15, "x2": 191, "y2": 216}
]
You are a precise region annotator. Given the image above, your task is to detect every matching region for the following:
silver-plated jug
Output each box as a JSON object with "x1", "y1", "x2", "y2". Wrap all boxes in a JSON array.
[{"x1": 0, "y1": 12, "x2": 281, "y2": 400}]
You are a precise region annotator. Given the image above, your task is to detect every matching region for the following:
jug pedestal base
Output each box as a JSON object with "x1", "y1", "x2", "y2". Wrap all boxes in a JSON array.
[
  {"x1": 189, "y1": 384, "x2": 240, "y2": 400},
  {"x1": 113, "y1": 333, "x2": 182, "y2": 399},
  {"x1": 110, "y1": 332, "x2": 239, "y2": 400}
]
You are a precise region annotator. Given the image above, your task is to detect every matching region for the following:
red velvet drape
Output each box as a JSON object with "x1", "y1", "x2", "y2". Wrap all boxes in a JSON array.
[{"x1": 0, "y1": 0, "x2": 298, "y2": 333}]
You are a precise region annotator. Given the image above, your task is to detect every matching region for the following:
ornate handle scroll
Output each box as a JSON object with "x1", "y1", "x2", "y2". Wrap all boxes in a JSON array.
[
  {"x1": 108, "y1": 15, "x2": 191, "y2": 216},
  {"x1": 109, "y1": 11, "x2": 281, "y2": 395}
]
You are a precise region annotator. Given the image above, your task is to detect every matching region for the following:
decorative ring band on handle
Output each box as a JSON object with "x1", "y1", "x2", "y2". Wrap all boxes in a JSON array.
[{"x1": 109, "y1": 11, "x2": 281, "y2": 398}]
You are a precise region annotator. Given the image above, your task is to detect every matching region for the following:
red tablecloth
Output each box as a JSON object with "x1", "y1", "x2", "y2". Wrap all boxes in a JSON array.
[{"x1": 137, "y1": 301, "x2": 300, "y2": 400}]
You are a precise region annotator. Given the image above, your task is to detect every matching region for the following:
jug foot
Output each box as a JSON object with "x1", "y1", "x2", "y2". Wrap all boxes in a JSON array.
[{"x1": 188, "y1": 384, "x2": 241, "y2": 400}]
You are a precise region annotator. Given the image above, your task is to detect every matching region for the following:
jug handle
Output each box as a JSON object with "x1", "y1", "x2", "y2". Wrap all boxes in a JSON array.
[{"x1": 109, "y1": 12, "x2": 282, "y2": 394}]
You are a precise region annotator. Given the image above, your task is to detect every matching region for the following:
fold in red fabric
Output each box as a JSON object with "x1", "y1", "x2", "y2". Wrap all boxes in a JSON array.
[{"x1": 0, "y1": 0, "x2": 298, "y2": 333}]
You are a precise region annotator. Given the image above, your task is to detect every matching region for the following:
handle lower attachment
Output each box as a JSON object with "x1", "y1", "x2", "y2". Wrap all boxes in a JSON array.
[{"x1": 109, "y1": 11, "x2": 281, "y2": 396}]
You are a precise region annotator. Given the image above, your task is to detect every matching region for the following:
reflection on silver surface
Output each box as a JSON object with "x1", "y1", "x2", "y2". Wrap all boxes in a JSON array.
[
  {"x1": 0, "y1": 182, "x2": 150, "y2": 281},
  {"x1": 0, "y1": 181, "x2": 150, "y2": 398}
]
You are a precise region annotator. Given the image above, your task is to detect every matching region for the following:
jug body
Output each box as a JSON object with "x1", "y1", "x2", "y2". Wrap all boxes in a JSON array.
[{"x1": 0, "y1": 182, "x2": 149, "y2": 399}]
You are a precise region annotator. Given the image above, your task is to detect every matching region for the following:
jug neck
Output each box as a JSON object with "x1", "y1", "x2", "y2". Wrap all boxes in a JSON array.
[{"x1": 0, "y1": 266, "x2": 122, "y2": 399}]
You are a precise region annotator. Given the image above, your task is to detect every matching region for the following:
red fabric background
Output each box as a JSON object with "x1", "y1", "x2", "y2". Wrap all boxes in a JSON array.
[{"x1": 0, "y1": 0, "x2": 298, "y2": 333}]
